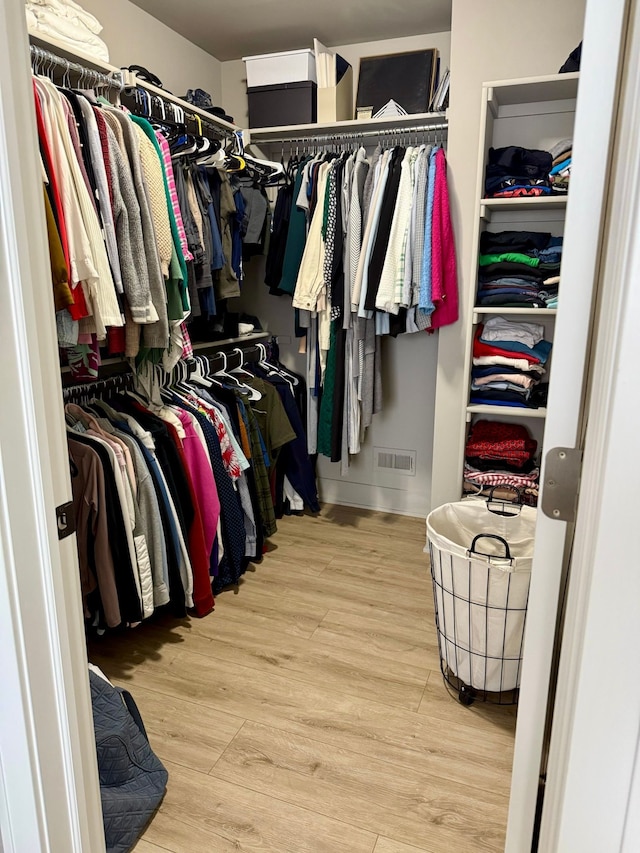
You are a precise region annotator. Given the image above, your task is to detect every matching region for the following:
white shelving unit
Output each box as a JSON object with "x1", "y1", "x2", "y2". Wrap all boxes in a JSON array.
[{"x1": 459, "y1": 72, "x2": 579, "y2": 495}]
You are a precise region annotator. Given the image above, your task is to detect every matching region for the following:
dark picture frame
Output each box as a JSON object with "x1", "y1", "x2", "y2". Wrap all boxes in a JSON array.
[{"x1": 355, "y1": 49, "x2": 438, "y2": 117}]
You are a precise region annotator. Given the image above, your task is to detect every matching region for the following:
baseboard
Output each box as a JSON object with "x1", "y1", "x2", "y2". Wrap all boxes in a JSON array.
[{"x1": 317, "y1": 478, "x2": 428, "y2": 519}]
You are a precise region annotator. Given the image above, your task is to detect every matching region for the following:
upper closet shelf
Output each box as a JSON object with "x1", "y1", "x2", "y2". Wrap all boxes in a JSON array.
[
  {"x1": 29, "y1": 31, "x2": 121, "y2": 76},
  {"x1": 29, "y1": 31, "x2": 241, "y2": 137},
  {"x1": 119, "y1": 71, "x2": 240, "y2": 136},
  {"x1": 485, "y1": 72, "x2": 579, "y2": 108},
  {"x1": 247, "y1": 111, "x2": 448, "y2": 143}
]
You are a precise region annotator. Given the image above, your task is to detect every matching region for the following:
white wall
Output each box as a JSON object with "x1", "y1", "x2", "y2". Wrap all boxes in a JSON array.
[
  {"x1": 430, "y1": 0, "x2": 587, "y2": 508},
  {"x1": 226, "y1": 32, "x2": 450, "y2": 518},
  {"x1": 81, "y1": 0, "x2": 222, "y2": 99}
]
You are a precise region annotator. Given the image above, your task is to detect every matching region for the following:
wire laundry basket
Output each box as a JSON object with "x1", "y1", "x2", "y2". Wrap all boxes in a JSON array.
[{"x1": 426, "y1": 491, "x2": 537, "y2": 706}]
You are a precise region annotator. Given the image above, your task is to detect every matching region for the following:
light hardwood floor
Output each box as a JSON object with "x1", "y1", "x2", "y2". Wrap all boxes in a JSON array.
[{"x1": 89, "y1": 505, "x2": 517, "y2": 853}]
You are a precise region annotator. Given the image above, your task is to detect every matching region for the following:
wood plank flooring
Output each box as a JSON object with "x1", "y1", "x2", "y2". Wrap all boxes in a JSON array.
[{"x1": 88, "y1": 505, "x2": 517, "y2": 853}]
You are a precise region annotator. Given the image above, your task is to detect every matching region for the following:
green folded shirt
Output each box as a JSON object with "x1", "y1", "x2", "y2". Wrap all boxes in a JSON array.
[{"x1": 479, "y1": 252, "x2": 540, "y2": 268}]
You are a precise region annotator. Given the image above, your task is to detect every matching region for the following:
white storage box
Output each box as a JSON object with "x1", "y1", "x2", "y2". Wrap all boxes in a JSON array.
[{"x1": 243, "y1": 49, "x2": 317, "y2": 88}]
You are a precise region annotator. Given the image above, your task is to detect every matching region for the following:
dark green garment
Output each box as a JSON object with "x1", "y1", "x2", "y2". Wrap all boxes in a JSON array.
[
  {"x1": 317, "y1": 320, "x2": 339, "y2": 458},
  {"x1": 131, "y1": 116, "x2": 190, "y2": 312},
  {"x1": 278, "y1": 157, "x2": 311, "y2": 295},
  {"x1": 166, "y1": 247, "x2": 184, "y2": 322},
  {"x1": 241, "y1": 394, "x2": 277, "y2": 538}
]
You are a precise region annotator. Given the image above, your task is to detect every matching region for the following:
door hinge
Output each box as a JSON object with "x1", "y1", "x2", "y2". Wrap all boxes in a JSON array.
[
  {"x1": 541, "y1": 447, "x2": 583, "y2": 522},
  {"x1": 56, "y1": 501, "x2": 75, "y2": 540}
]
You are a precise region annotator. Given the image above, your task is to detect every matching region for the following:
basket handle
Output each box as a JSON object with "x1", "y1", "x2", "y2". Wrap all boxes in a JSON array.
[
  {"x1": 469, "y1": 534, "x2": 512, "y2": 561},
  {"x1": 487, "y1": 485, "x2": 522, "y2": 517}
]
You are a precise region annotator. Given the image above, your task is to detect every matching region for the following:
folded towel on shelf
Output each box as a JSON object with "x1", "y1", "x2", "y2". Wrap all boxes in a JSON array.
[{"x1": 26, "y1": 0, "x2": 110, "y2": 61}]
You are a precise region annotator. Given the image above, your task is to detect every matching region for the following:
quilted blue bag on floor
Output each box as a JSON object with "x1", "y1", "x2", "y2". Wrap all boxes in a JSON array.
[{"x1": 89, "y1": 670, "x2": 168, "y2": 853}]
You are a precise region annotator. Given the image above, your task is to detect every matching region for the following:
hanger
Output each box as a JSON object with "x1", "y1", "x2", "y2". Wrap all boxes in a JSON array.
[
  {"x1": 169, "y1": 360, "x2": 194, "y2": 396},
  {"x1": 257, "y1": 342, "x2": 271, "y2": 371},
  {"x1": 187, "y1": 355, "x2": 213, "y2": 388},
  {"x1": 198, "y1": 145, "x2": 226, "y2": 167},
  {"x1": 214, "y1": 352, "x2": 262, "y2": 401},
  {"x1": 243, "y1": 154, "x2": 285, "y2": 185},
  {"x1": 256, "y1": 341, "x2": 298, "y2": 390},
  {"x1": 230, "y1": 347, "x2": 259, "y2": 381},
  {"x1": 223, "y1": 153, "x2": 246, "y2": 173}
]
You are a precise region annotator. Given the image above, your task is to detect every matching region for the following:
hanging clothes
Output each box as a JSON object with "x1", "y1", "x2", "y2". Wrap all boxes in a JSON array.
[{"x1": 266, "y1": 137, "x2": 458, "y2": 469}]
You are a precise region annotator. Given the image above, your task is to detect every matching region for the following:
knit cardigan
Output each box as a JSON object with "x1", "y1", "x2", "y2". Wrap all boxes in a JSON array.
[{"x1": 430, "y1": 148, "x2": 459, "y2": 330}]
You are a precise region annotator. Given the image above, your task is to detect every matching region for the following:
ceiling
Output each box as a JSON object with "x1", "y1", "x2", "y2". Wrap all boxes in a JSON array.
[{"x1": 129, "y1": 0, "x2": 452, "y2": 62}]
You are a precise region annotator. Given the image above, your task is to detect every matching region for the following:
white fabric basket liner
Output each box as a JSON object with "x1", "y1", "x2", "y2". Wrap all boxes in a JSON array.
[{"x1": 426, "y1": 500, "x2": 536, "y2": 692}]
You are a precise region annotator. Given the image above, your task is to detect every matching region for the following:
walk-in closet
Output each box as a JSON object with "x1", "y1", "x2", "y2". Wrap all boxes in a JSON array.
[{"x1": 1, "y1": 0, "x2": 639, "y2": 852}]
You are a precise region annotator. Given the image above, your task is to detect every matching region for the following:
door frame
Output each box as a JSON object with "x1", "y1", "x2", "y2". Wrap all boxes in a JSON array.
[
  {"x1": 0, "y1": 1, "x2": 104, "y2": 850},
  {"x1": 505, "y1": 0, "x2": 631, "y2": 848},
  {"x1": 538, "y1": 0, "x2": 640, "y2": 845},
  {"x1": 0, "y1": 0, "x2": 638, "y2": 850}
]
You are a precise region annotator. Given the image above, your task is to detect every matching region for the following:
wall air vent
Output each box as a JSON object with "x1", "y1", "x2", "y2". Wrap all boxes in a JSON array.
[{"x1": 374, "y1": 448, "x2": 417, "y2": 476}]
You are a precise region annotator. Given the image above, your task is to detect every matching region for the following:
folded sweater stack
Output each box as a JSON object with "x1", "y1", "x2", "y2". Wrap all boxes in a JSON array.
[
  {"x1": 549, "y1": 138, "x2": 572, "y2": 195},
  {"x1": 464, "y1": 419, "x2": 539, "y2": 506},
  {"x1": 471, "y1": 317, "x2": 551, "y2": 409},
  {"x1": 26, "y1": 0, "x2": 110, "y2": 62},
  {"x1": 484, "y1": 140, "x2": 573, "y2": 199},
  {"x1": 477, "y1": 229, "x2": 561, "y2": 309},
  {"x1": 484, "y1": 145, "x2": 553, "y2": 198}
]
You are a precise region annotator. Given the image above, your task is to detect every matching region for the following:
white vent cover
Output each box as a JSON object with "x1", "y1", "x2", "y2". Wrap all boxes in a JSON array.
[{"x1": 374, "y1": 447, "x2": 417, "y2": 476}]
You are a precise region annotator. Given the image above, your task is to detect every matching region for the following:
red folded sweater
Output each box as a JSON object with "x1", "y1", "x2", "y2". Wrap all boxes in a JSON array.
[{"x1": 473, "y1": 325, "x2": 541, "y2": 364}]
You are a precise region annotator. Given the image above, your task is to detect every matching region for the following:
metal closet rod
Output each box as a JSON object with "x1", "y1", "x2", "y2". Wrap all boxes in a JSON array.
[
  {"x1": 30, "y1": 43, "x2": 124, "y2": 92},
  {"x1": 256, "y1": 121, "x2": 448, "y2": 145}
]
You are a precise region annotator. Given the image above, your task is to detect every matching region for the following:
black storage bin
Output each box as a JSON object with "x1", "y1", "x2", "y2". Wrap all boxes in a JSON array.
[{"x1": 248, "y1": 81, "x2": 317, "y2": 127}]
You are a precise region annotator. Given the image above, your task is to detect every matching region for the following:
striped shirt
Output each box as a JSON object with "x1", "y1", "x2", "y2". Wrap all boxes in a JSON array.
[{"x1": 154, "y1": 130, "x2": 194, "y2": 262}]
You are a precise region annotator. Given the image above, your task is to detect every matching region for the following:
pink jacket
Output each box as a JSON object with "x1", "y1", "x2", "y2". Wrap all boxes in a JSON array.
[{"x1": 430, "y1": 148, "x2": 459, "y2": 330}]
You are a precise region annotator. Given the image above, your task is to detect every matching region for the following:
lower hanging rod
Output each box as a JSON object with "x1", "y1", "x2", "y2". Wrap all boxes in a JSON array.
[{"x1": 253, "y1": 121, "x2": 448, "y2": 146}]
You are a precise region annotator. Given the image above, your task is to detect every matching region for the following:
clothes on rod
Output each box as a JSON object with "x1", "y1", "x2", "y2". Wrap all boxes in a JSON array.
[
  {"x1": 262, "y1": 139, "x2": 458, "y2": 467},
  {"x1": 64, "y1": 350, "x2": 319, "y2": 631},
  {"x1": 34, "y1": 68, "x2": 247, "y2": 378}
]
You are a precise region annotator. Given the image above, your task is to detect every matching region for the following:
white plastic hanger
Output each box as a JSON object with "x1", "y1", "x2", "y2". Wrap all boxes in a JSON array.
[
  {"x1": 188, "y1": 355, "x2": 213, "y2": 388},
  {"x1": 214, "y1": 351, "x2": 262, "y2": 401}
]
